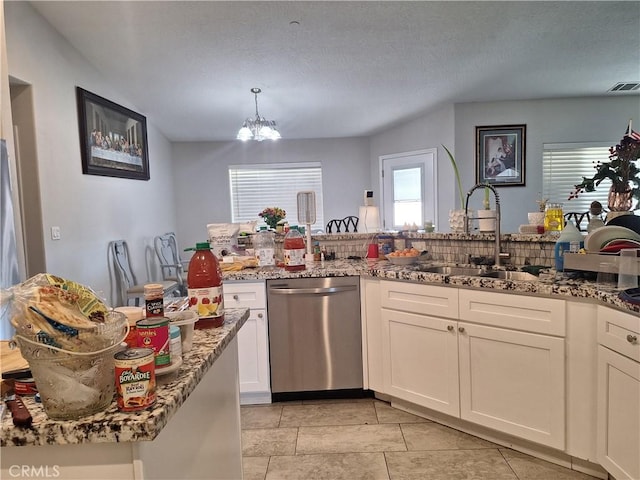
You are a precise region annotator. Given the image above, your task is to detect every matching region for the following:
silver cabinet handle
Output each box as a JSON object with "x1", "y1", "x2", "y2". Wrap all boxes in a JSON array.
[
  {"x1": 257, "y1": 313, "x2": 263, "y2": 319},
  {"x1": 627, "y1": 334, "x2": 638, "y2": 344},
  {"x1": 458, "y1": 327, "x2": 465, "y2": 333},
  {"x1": 233, "y1": 294, "x2": 239, "y2": 300},
  {"x1": 269, "y1": 285, "x2": 357, "y2": 295},
  {"x1": 447, "y1": 325, "x2": 454, "y2": 332}
]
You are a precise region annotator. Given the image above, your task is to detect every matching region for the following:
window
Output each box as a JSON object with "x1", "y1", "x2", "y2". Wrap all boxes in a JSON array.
[
  {"x1": 542, "y1": 143, "x2": 613, "y2": 213},
  {"x1": 381, "y1": 149, "x2": 437, "y2": 230},
  {"x1": 229, "y1": 163, "x2": 324, "y2": 230}
]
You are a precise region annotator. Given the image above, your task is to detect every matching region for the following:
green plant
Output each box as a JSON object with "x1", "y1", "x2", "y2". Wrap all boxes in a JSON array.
[
  {"x1": 570, "y1": 130, "x2": 640, "y2": 204},
  {"x1": 443, "y1": 145, "x2": 465, "y2": 207},
  {"x1": 536, "y1": 193, "x2": 548, "y2": 212},
  {"x1": 258, "y1": 207, "x2": 286, "y2": 229}
]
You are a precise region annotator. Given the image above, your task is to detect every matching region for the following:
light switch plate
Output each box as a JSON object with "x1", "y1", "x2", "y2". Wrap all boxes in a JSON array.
[{"x1": 51, "y1": 226, "x2": 61, "y2": 240}]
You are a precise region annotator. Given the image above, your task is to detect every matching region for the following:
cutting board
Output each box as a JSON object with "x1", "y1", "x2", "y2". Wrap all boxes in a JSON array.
[{"x1": 1, "y1": 341, "x2": 29, "y2": 374}]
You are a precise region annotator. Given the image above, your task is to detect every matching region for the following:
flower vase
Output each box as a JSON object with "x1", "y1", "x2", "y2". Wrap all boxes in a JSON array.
[
  {"x1": 608, "y1": 183, "x2": 633, "y2": 212},
  {"x1": 449, "y1": 209, "x2": 470, "y2": 233},
  {"x1": 477, "y1": 209, "x2": 496, "y2": 232}
]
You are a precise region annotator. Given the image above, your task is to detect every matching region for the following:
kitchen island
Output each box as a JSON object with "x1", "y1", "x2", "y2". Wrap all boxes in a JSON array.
[{"x1": 1, "y1": 308, "x2": 249, "y2": 480}]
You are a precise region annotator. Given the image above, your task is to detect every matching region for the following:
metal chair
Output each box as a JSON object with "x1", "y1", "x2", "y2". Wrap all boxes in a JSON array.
[
  {"x1": 108, "y1": 240, "x2": 179, "y2": 307},
  {"x1": 154, "y1": 232, "x2": 187, "y2": 296},
  {"x1": 564, "y1": 212, "x2": 590, "y2": 232},
  {"x1": 325, "y1": 216, "x2": 359, "y2": 233}
]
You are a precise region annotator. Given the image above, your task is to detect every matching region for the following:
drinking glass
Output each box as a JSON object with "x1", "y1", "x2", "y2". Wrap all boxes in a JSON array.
[{"x1": 618, "y1": 249, "x2": 639, "y2": 290}]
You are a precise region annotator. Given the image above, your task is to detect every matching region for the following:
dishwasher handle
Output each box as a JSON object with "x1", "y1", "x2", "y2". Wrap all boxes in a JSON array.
[{"x1": 268, "y1": 285, "x2": 357, "y2": 295}]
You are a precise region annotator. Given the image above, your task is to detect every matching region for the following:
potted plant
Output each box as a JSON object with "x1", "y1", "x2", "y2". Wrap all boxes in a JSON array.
[
  {"x1": 527, "y1": 194, "x2": 547, "y2": 226},
  {"x1": 477, "y1": 185, "x2": 496, "y2": 232},
  {"x1": 258, "y1": 207, "x2": 286, "y2": 231},
  {"x1": 570, "y1": 123, "x2": 640, "y2": 212},
  {"x1": 443, "y1": 145, "x2": 469, "y2": 232}
]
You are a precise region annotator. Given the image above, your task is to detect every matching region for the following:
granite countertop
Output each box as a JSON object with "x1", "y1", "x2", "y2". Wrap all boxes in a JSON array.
[
  {"x1": 1, "y1": 308, "x2": 249, "y2": 448},
  {"x1": 224, "y1": 259, "x2": 640, "y2": 315}
]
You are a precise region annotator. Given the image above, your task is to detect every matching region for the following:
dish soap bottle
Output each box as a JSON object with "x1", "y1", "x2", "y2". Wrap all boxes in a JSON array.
[
  {"x1": 554, "y1": 221, "x2": 584, "y2": 272},
  {"x1": 283, "y1": 227, "x2": 306, "y2": 271},
  {"x1": 186, "y1": 241, "x2": 224, "y2": 328}
]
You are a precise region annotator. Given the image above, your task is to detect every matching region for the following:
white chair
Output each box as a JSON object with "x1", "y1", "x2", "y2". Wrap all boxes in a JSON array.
[
  {"x1": 154, "y1": 232, "x2": 187, "y2": 296},
  {"x1": 108, "y1": 240, "x2": 179, "y2": 307}
]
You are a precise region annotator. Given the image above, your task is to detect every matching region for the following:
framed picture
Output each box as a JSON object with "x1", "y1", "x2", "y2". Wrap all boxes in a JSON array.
[
  {"x1": 76, "y1": 87, "x2": 150, "y2": 180},
  {"x1": 476, "y1": 124, "x2": 526, "y2": 186}
]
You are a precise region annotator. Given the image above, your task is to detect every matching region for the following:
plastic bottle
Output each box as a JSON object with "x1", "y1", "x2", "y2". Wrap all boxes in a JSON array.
[
  {"x1": 254, "y1": 230, "x2": 276, "y2": 268},
  {"x1": 554, "y1": 221, "x2": 584, "y2": 272},
  {"x1": 283, "y1": 227, "x2": 306, "y2": 271},
  {"x1": 186, "y1": 242, "x2": 224, "y2": 328}
]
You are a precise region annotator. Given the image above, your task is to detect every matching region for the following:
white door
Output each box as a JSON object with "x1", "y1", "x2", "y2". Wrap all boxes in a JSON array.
[
  {"x1": 458, "y1": 322, "x2": 566, "y2": 450},
  {"x1": 380, "y1": 149, "x2": 437, "y2": 231}
]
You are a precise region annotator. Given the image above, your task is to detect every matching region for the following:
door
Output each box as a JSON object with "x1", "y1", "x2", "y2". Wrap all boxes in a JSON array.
[
  {"x1": 381, "y1": 308, "x2": 460, "y2": 416},
  {"x1": 597, "y1": 345, "x2": 640, "y2": 480},
  {"x1": 380, "y1": 149, "x2": 437, "y2": 231},
  {"x1": 458, "y1": 322, "x2": 566, "y2": 449}
]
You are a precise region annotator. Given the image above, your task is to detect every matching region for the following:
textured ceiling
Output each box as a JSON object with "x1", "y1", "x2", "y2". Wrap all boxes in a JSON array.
[{"x1": 29, "y1": 1, "x2": 640, "y2": 141}]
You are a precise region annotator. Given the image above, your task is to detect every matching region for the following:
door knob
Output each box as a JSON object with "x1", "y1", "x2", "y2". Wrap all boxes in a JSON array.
[
  {"x1": 458, "y1": 327, "x2": 465, "y2": 333},
  {"x1": 447, "y1": 325, "x2": 454, "y2": 332},
  {"x1": 233, "y1": 294, "x2": 239, "y2": 301},
  {"x1": 627, "y1": 334, "x2": 637, "y2": 344}
]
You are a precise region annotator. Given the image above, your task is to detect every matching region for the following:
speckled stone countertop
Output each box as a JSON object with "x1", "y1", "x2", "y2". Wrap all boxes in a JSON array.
[
  {"x1": 224, "y1": 259, "x2": 640, "y2": 315},
  {"x1": 1, "y1": 308, "x2": 249, "y2": 448}
]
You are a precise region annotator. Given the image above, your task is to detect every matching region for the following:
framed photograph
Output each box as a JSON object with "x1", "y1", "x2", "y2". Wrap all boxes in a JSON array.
[
  {"x1": 76, "y1": 87, "x2": 149, "y2": 180},
  {"x1": 476, "y1": 124, "x2": 526, "y2": 186}
]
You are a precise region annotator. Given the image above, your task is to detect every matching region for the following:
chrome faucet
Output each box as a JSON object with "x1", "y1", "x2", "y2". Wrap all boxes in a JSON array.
[{"x1": 464, "y1": 183, "x2": 509, "y2": 267}]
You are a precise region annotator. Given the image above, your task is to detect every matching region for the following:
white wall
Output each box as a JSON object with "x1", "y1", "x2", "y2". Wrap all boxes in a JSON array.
[
  {"x1": 454, "y1": 96, "x2": 640, "y2": 232},
  {"x1": 5, "y1": 2, "x2": 177, "y2": 305},
  {"x1": 172, "y1": 138, "x2": 371, "y2": 252},
  {"x1": 369, "y1": 104, "x2": 455, "y2": 231}
]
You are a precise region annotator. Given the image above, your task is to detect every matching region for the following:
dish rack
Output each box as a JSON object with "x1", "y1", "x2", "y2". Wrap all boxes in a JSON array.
[{"x1": 563, "y1": 252, "x2": 640, "y2": 273}]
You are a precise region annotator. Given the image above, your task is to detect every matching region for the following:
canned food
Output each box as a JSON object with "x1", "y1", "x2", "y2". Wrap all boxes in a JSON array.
[
  {"x1": 136, "y1": 317, "x2": 171, "y2": 366},
  {"x1": 114, "y1": 348, "x2": 156, "y2": 412},
  {"x1": 14, "y1": 378, "x2": 38, "y2": 396}
]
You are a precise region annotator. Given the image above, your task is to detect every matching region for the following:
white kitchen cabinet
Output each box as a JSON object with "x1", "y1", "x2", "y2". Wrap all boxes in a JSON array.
[
  {"x1": 457, "y1": 321, "x2": 565, "y2": 449},
  {"x1": 458, "y1": 289, "x2": 566, "y2": 450},
  {"x1": 224, "y1": 281, "x2": 271, "y2": 404},
  {"x1": 380, "y1": 281, "x2": 460, "y2": 415},
  {"x1": 597, "y1": 306, "x2": 640, "y2": 480},
  {"x1": 361, "y1": 278, "x2": 384, "y2": 393},
  {"x1": 382, "y1": 308, "x2": 460, "y2": 415}
]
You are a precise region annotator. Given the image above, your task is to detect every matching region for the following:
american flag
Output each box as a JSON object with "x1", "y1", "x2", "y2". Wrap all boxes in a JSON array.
[{"x1": 625, "y1": 120, "x2": 640, "y2": 141}]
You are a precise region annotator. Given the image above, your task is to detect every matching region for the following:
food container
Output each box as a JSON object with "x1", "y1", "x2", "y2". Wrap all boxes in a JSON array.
[
  {"x1": 165, "y1": 310, "x2": 198, "y2": 353},
  {"x1": 13, "y1": 311, "x2": 128, "y2": 420},
  {"x1": 114, "y1": 306, "x2": 144, "y2": 348},
  {"x1": 114, "y1": 347, "x2": 156, "y2": 412},
  {"x1": 136, "y1": 317, "x2": 170, "y2": 367}
]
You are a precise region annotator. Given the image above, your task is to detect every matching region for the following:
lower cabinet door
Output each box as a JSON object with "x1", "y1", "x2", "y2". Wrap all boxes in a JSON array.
[
  {"x1": 597, "y1": 345, "x2": 640, "y2": 480},
  {"x1": 382, "y1": 308, "x2": 460, "y2": 416},
  {"x1": 237, "y1": 308, "x2": 271, "y2": 404},
  {"x1": 458, "y1": 322, "x2": 566, "y2": 450}
]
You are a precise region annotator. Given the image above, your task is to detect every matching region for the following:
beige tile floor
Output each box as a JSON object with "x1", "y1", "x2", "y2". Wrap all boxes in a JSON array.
[{"x1": 241, "y1": 398, "x2": 598, "y2": 480}]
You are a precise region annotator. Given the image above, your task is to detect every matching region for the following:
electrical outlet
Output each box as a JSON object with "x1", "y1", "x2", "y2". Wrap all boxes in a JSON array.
[{"x1": 51, "y1": 226, "x2": 61, "y2": 240}]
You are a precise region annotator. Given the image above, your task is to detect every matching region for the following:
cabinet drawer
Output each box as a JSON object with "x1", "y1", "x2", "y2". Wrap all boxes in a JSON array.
[
  {"x1": 459, "y1": 290, "x2": 565, "y2": 336},
  {"x1": 380, "y1": 281, "x2": 458, "y2": 318},
  {"x1": 224, "y1": 281, "x2": 266, "y2": 309},
  {"x1": 598, "y1": 305, "x2": 640, "y2": 362}
]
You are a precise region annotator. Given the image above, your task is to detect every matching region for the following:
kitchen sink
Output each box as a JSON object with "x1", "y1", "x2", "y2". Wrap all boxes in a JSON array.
[
  {"x1": 417, "y1": 265, "x2": 485, "y2": 276},
  {"x1": 480, "y1": 271, "x2": 539, "y2": 281}
]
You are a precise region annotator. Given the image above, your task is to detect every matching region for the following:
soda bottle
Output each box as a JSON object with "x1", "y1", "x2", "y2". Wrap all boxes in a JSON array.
[{"x1": 186, "y1": 242, "x2": 224, "y2": 328}]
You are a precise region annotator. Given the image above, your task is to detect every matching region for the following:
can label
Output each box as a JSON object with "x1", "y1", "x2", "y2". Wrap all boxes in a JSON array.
[
  {"x1": 188, "y1": 286, "x2": 224, "y2": 321},
  {"x1": 114, "y1": 348, "x2": 156, "y2": 412},
  {"x1": 136, "y1": 318, "x2": 171, "y2": 366},
  {"x1": 14, "y1": 378, "x2": 38, "y2": 396}
]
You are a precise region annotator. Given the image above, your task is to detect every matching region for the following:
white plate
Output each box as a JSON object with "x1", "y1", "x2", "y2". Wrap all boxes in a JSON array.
[
  {"x1": 585, "y1": 225, "x2": 640, "y2": 252},
  {"x1": 155, "y1": 356, "x2": 183, "y2": 376},
  {"x1": 386, "y1": 255, "x2": 419, "y2": 265}
]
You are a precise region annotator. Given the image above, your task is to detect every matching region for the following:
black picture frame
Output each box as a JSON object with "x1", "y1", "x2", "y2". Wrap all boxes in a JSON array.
[
  {"x1": 476, "y1": 124, "x2": 526, "y2": 187},
  {"x1": 76, "y1": 87, "x2": 150, "y2": 180}
]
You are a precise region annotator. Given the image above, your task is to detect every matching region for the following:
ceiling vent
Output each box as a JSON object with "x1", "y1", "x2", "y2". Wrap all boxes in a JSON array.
[{"x1": 608, "y1": 82, "x2": 640, "y2": 92}]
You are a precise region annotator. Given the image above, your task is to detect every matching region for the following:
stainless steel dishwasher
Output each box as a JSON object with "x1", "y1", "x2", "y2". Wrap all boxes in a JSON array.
[{"x1": 267, "y1": 276, "x2": 363, "y2": 400}]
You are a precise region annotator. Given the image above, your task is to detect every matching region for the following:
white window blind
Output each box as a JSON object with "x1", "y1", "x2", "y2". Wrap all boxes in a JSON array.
[
  {"x1": 229, "y1": 163, "x2": 324, "y2": 230},
  {"x1": 542, "y1": 143, "x2": 613, "y2": 214}
]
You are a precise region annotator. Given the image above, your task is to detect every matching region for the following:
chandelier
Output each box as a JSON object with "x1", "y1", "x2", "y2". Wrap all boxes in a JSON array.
[{"x1": 237, "y1": 87, "x2": 281, "y2": 142}]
